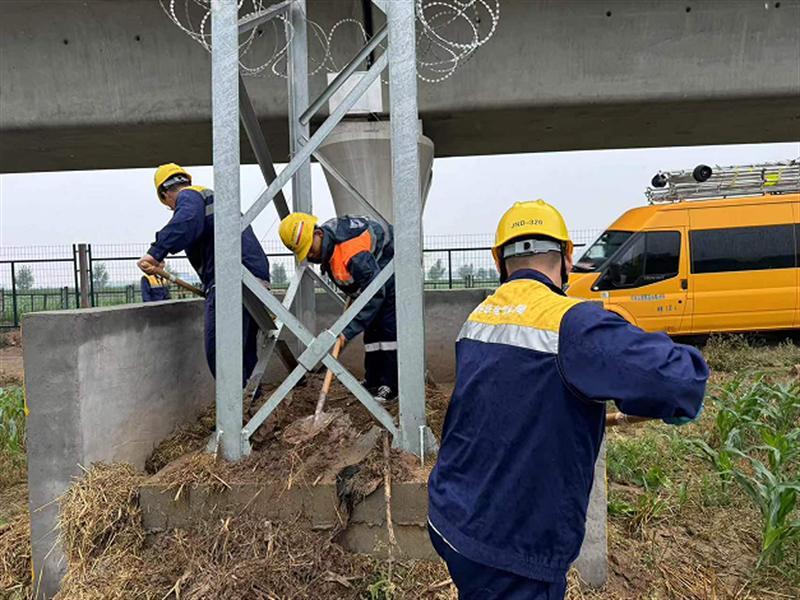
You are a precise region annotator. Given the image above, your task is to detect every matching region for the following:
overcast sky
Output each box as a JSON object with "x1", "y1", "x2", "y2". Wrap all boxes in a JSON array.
[{"x1": 1, "y1": 141, "x2": 798, "y2": 253}]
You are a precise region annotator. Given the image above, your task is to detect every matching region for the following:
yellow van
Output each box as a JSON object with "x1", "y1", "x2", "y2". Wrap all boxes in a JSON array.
[{"x1": 568, "y1": 160, "x2": 799, "y2": 335}]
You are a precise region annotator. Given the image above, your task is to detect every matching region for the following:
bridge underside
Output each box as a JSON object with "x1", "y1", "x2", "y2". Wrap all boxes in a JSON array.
[
  {"x1": 1, "y1": 0, "x2": 799, "y2": 173},
  {"x1": 3, "y1": 96, "x2": 797, "y2": 172}
]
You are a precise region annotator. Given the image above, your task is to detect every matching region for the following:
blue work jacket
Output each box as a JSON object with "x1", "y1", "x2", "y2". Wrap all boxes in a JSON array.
[
  {"x1": 428, "y1": 269, "x2": 708, "y2": 582},
  {"x1": 318, "y1": 215, "x2": 394, "y2": 340},
  {"x1": 147, "y1": 186, "x2": 269, "y2": 292}
]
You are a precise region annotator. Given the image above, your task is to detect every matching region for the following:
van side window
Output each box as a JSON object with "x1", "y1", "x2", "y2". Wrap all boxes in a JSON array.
[
  {"x1": 690, "y1": 225, "x2": 795, "y2": 274},
  {"x1": 595, "y1": 231, "x2": 680, "y2": 290}
]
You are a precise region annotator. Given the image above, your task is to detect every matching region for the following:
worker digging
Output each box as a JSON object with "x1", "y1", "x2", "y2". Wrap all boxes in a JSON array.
[
  {"x1": 279, "y1": 212, "x2": 398, "y2": 404},
  {"x1": 137, "y1": 163, "x2": 271, "y2": 387},
  {"x1": 427, "y1": 200, "x2": 710, "y2": 600}
]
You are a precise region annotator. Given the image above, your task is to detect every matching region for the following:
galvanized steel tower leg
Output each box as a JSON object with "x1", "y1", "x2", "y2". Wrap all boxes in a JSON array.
[
  {"x1": 387, "y1": 0, "x2": 428, "y2": 456},
  {"x1": 211, "y1": 0, "x2": 246, "y2": 461},
  {"x1": 287, "y1": 0, "x2": 315, "y2": 339}
]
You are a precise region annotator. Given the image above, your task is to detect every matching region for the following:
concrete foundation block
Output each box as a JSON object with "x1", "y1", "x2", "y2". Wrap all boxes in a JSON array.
[
  {"x1": 23, "y1": 300, "x2": 214, "y2": 599},
  {"x1": 574, "y1": 440, "x2": 608, "y2": 587}
]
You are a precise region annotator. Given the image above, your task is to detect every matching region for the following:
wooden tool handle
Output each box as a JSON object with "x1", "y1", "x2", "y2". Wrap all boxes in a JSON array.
[
  {"x1": 320, "y1": 336, "x2": 344, "y2": 397},
  {"x1": 605, "y1": 412, "x2": 656, "y2": 427},
  {"x1": 152, "y1": 267, "x2": 205, "y2": 297}
]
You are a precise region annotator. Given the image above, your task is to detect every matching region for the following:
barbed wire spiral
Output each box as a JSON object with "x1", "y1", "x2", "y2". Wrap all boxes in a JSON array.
[{"x1": 158, "y1": 0, "x2": 499, "y2": 82}]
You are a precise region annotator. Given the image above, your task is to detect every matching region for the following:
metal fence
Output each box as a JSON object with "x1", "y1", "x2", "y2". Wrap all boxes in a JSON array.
[{"x1": 0, "y1": 230, "x2": 601, "y2": 329}]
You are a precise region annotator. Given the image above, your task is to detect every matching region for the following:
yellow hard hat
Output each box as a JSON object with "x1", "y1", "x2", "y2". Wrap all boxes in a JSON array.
[
  {"x1": 279, "y1": 212, "x2": 319, "y2": 262},
  {"x1": 492, "y1": 200, "x2": 573, "y2": 268},
  {"x1": 154, "y1": 163, "x2": 192, "y2": 203}
]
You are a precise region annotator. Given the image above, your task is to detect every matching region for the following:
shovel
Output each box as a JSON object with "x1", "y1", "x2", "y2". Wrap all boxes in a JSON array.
[
  {"x1": 283, "y1": 299, "x2": 352, "y2": 445},
  {"x1": 282, "y1": 334, "x2": 345, "y2": 445},
  {"x1": 152, "y1": 266, "x2": 205, "y2": 297}
]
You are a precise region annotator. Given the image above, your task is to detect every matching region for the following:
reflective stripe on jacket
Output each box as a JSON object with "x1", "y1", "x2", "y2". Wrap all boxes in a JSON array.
[
  {"x1": 147, "y1": 186, "x2": 269, "y2": 291},
  {"x1": 428, "y1": 269, "x2": 708, "y2": 582},
  {"x1": 319, "y1": 216, "x2": 394, "y2": 340}
]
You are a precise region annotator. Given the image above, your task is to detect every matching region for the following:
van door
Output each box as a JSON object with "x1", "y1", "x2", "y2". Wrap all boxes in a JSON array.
[
  {"x1": 688, "y1": 204, "x2": 796, "y2": 334},
  {"x1": 593, "y1": 229, "x2": 688, "y2": 334},
  {"x1": 795, "y1": 205, "x2": 800, "y2": 329}
]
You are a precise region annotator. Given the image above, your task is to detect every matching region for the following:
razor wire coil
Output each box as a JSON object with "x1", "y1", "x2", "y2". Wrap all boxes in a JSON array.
[{"x1": 159, "y1": 0, "x2": 499, "y2": 83}]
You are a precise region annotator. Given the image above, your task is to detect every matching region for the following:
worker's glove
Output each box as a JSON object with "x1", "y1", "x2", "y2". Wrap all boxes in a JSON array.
[
  {"x1": 663, "y1": 400, "x2": 704, "y2": 426},
  {"x1": 137, "y1": 254, "x2": 160, "y2": 275}
]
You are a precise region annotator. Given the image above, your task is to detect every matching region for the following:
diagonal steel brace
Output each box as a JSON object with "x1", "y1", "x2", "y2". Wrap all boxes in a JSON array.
[
  {"x1": 241, "y1": 263, "x2": 397, "y2": 439},
  {"x1": 242, "y1": 51, "x2": 388, "y2": 229}
]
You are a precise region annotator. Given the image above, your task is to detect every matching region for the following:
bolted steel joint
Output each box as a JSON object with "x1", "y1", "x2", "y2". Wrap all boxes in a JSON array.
[{"x1": 297, "y1": 329, "x2": 337, "y2": 371}]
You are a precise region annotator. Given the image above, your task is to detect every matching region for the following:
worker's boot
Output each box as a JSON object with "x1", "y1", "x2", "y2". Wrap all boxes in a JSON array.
[{"x1": 374, "y1": 385, "x2": 397, "y2": 404}]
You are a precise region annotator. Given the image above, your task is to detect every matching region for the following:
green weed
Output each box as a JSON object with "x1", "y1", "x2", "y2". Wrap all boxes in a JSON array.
[
  {"x1": 0, "y1": 386, "x2": 26, "y2": 456},
  {"x1": 0, "y1": 385, "x2": 26, "y2": 487}
]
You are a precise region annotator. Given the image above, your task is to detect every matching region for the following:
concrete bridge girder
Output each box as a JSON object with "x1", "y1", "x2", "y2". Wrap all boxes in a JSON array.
[{"x1": 1, "y1": 0, "x2": 799, "y2": 173}]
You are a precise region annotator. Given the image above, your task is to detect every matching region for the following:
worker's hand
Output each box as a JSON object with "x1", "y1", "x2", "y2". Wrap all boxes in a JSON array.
[
  {"x1": 663, "y1": 401, "x2": 704, "y2": 426},
  {"x1": 338, "y1": 334, "x2": 348, "y2": 348},
  {"x1": 137, "y1": 254, "x2": 160, "y2": 275}
]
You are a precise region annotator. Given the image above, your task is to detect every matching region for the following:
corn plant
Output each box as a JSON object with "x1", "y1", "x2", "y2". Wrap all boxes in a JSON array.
[
  {"x1": 691, "y1": 376, "x2": 766, "y2": 485},
  {"x1": 0, "y1": 385, "x2": 26, "y2": 456},
  {"x1": 729, "y1": 446, "x2": 800, "y2": 567},
  {"x1": 693, "y1": 376, "x2": 800, "y2": 567}
]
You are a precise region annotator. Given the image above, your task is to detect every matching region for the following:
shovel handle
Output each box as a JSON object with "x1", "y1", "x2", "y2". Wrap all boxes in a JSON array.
[
  {"x1": 152, "y1": 267, "x2": 205, "y2": 298},
  {"x1": 320, "y1": 336, "x2": 344, "y2": 397},
  {"x1": 605, "y1": 412, "x2": 656, "y2": 427},
  {"x1": 312, "y1": 335, "x2": 344, "y2": 424}
]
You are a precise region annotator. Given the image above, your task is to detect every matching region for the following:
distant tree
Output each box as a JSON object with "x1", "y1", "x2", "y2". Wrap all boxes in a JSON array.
[
  {"x1": 476, "y1": 267, "x2": 490, "y2": 280},
  {"x1": 457, "y1": 263, "x2": 475, "y2": 281},
  {"x1": 16, "y1": 266, "x2": 34, "y2": 291},
  {"x1": 92, "y1": 262, "x2": 110, "y2": 290},
  {"x1": 272, "y1": 263, "x2": 288, "y2": 287},
  {"x1": 427, "y1": 259, "x2": 446, "y2": 281}
]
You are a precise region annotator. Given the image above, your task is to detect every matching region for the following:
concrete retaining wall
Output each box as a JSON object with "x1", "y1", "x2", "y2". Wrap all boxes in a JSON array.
[{"x1": 23, "y1": 299, "x2": 214, "y2": 599}]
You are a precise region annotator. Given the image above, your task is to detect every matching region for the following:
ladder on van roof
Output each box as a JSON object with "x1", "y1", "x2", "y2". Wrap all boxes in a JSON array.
[{"x1": 646, "y1": 158, "x2": 799, "y2": 204}]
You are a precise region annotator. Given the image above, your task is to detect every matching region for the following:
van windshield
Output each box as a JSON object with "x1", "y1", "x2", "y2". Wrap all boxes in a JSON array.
[{"x1": 573, "y1": 230, "x2": 632, "y2": 272}]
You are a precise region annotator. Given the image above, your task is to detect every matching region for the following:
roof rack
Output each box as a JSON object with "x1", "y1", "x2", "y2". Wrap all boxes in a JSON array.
[{"x1": 646, "y1": 158, "x2": 799, "y2": 204}]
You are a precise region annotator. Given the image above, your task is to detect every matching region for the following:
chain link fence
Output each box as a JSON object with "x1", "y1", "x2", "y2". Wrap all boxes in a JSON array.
[{"x1": 0, "y1": 230, "x2": 601, "y2": 329}]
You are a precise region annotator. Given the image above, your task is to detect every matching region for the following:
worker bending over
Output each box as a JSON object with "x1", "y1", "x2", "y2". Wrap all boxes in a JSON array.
[
  {"x1": 279, "y1": 213, "x2": 397, "y2": 403},
  {"x1": 140, "y1": 273, "x2": 171, "y2": 302},
  {"x1": 428, "y1": 200, "x2": 708, "y2": 599},
  {"x1": 137, "y1": 163, "x2": 270, "y2": 385}
]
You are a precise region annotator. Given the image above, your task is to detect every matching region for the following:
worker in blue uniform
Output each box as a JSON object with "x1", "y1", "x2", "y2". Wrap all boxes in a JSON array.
[
  {"x1": 279, "y1": 212, "x2": 397, "y2": 402},
  {"x1": 428, "y1": 200, "x2": 709, "y2": 599},
  {"x1": 140, "y1": 273, "x2": 171, "y2": 302},
  {"x1": 137, "y1": 163, "x2": 270, "y2": 386}
]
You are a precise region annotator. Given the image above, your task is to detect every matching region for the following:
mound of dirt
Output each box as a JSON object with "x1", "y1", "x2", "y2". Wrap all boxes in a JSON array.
[{"x1": 145, "y1": 377, "x2": 452, "y2": 485}]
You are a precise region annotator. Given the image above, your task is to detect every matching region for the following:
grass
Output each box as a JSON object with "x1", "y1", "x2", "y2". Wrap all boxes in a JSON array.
[
  {"x1": 703, "y1": 333, "x2": 800, "y2": 373},
  {"x1": 0, "y1": 385, "x2": 26, "y2": 489}
]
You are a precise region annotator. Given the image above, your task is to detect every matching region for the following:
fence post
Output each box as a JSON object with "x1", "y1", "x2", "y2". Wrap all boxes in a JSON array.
[
  {"x1": 0, "y1": 288, "x2": 4, "y2": 316},
  {"x1": 72, "y1": 244, "x2": 80, "y2": 308},
  {"x1": 447, "y1": 250, "x2": 453, "y2": 289},
  {"x1": 88, "y1": 244, "x2": 96, "y2": 307},
  {"x1": 11, "y1": 262, "x2": 19, "y2": 327},
  {"x1": 77, "y1": 244, "x2": 91, "y2": 308},
  {"x1": 61, "y1": 286, "x2": 69, "y2": 309}
]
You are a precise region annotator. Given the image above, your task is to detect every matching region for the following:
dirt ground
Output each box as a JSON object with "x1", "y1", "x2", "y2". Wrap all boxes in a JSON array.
[{"x1": 0, "y1": 346, "x2": 23, "y2": 386}]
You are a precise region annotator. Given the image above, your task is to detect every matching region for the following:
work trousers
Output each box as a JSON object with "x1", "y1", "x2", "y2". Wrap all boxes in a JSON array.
[
  {"x1": 363, "y1": 278, "x2": 398, "y2": 392},
  {"x1": 204, "y1": 288, "x2": 260, "y2": 387},
  {"x1": 429, "y1": 525, "x2": 568, "y2": 600}
]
